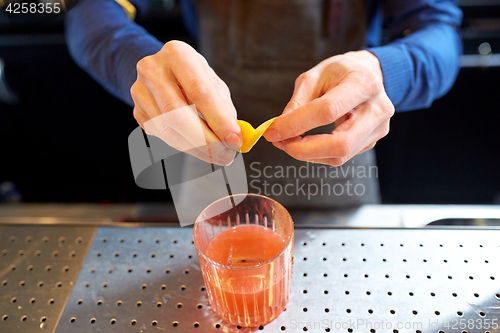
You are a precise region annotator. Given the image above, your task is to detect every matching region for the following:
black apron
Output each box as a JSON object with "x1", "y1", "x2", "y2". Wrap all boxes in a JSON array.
[{"x1": 186, "y1": 0, "x2": 380, "y2": 209}]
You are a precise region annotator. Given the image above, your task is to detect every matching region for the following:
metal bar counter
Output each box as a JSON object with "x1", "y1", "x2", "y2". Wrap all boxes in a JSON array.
[{"x1": 1, "y1": 223, "x2": 499, "y2": 332}]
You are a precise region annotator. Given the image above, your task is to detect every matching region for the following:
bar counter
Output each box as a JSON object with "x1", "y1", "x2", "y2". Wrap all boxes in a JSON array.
[{"x1": 1, "y1": 205, "x2": 500, "y2": 332}]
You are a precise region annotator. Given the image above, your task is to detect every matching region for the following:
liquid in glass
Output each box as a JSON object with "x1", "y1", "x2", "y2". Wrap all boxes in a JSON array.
[{"x1": 194, "y1": 194, "x2": 293, "y2": 327}]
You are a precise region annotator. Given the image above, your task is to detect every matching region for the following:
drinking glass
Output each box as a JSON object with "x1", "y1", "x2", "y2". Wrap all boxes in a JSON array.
[{"x1": 193, "y1": 194, "x2": 294, "y2": 327}]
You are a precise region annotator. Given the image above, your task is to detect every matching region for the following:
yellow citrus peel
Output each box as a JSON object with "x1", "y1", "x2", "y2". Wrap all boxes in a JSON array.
[{"x1": 236, "y1": 118, "x2": 276, "y2": 153}]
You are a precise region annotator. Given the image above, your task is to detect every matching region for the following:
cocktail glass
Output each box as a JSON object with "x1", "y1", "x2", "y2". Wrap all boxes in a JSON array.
[{"x1": 193, "y1": 194, "x2": 294, "y2": 327}]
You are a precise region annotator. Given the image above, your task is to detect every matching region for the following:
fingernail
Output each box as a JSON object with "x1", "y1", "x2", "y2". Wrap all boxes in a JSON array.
[
  {"x1": 217, "y1": 148, "x2": 235, "y2": 165},
  {"x1": 265, "y1": 129, "x2": 281, "y2": 142},
  {"x1": 224, "y1": 133, "x2": 242, "y2": 149}
]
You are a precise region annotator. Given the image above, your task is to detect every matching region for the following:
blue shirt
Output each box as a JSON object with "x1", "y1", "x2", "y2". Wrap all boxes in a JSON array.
[{"x1": 65, "y1": 0, "x2": 463, "y2": 112}]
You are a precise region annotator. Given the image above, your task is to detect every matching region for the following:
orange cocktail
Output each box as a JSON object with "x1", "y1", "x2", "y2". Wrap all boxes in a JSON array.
[{"x1": 193, "y1": 194, "x2": 294, "y2": 327}]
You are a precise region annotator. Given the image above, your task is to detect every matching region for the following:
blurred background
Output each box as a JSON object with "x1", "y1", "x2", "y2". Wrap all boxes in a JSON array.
[{"x1": 0, "y1": 0, "x2": 499, "y2": 205}]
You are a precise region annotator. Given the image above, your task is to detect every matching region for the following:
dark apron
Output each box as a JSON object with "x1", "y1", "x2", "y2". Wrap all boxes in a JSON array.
[{"x1": 193, "y1": 0, "x2": 380, "y2": 209}]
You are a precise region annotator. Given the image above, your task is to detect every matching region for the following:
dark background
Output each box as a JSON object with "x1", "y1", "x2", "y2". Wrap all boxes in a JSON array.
[{"x1": 0, "y1": 0, "x2": 499, "y2": 205}]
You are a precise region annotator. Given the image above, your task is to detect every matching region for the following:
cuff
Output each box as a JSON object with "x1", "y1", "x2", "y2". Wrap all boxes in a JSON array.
[{"x1": 366, "y1": 45, "x2": 412, "y2": 110}]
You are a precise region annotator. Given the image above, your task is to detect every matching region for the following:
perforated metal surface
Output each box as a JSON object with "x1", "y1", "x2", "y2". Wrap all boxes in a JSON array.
[
  {"x1": 55, "y1": 227, "x2": 203, "y2": 332},
  {"x1": 0, "y1": 226, "x2": 96, "y2": 332},
  {"x1": 56, "y1": 227, "x2": 500, "y2": 333},
  {"x1": 277, "y1": 229, "x2": 500, "y2": 333}
]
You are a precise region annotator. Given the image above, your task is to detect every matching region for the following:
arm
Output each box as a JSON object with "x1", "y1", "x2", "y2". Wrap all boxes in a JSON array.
[
  {"x1": 367, "y1": 0, "x2": 463, "y2": 111},
  {"x1": 265, "y1": 0, "x2": 462, "y2": 166},
  {"x1": 64, "y1": 0, "x2": 163, "y2": 106},
  {"x1": 66, "y1": 0, "x2": 242, "y2": 165}
]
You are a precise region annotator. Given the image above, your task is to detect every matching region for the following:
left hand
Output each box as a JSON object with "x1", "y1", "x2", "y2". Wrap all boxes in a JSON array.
[{"x1": 264, "y1": 50, "x2": 395, "y2": 166}]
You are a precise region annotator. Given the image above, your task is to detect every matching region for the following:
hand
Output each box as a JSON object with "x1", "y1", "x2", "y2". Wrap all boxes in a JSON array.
[
  {"x1": 131, "y1": 40, "x2": 242, "y2": 165},
  {"x1": 264, "y1": 50, "x2": 394, "y2": 166}
]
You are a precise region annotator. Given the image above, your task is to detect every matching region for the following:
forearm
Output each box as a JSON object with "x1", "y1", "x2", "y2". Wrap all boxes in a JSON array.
[
  {"x1": 367, "y1": 1, "x2": 463, "y2": 112},
  {"x1": 64, "y1": 0, "x2": 163, "y2": 106}
]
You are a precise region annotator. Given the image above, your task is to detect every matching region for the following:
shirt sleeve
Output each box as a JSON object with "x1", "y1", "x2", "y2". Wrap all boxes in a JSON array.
[
  {"x1": 366, "y1": 0, "x2": 463, "y2": 112},
  {"x1": 64, "y1": 0, "x2": 163, "y2": 106}
]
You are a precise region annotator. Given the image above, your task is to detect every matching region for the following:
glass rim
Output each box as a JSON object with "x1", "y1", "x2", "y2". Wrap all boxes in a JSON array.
[{"x1": 193, "y1": 193, "x2": 293, "y2": 270}]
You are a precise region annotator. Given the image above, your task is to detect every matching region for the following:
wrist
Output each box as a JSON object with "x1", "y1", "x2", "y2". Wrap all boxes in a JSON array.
[{"x1": 346, "y1": 50, "x2": 384, "y2": 84}]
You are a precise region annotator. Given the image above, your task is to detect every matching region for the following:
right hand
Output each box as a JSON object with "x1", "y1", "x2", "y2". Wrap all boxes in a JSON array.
[{"x1": 131, "y1": 40, "x2": 242, "y2": 165}]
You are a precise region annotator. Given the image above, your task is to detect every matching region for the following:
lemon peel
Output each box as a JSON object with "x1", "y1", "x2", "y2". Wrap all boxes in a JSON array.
[{"x1": 236, "y1": 118, "x2": 276, "y2": 153}]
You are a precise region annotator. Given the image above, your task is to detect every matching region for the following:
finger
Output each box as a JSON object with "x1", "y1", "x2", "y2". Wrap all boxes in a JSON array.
[
  {"x1": 135, "y1": 57, "x2": 190, "y2": 114},
  {"x1": 200, "y1": 56, "x2": 238, "y2": 119},
  {"x1": 279, "y1": 100, "x2": 389, "y2": 160},
  {"x1": 207, "y1": 142, "x2": 237, "y2": 166},
  {"x1": 159, "y1": 130, "x2": 234, "y2": 166},
  {"x1": 131, "y1": 78, "x2": 185, "y2": 138},
  {"x1": 132, "y1": 80, "x2": 186, "y2": 140},
  {"x1": 134, "y1": 103, "x2": 208, "y2": 159},
  {"x1": 334, "y1": 110, "x2": 354, "y2": 129},
  {"x1": 153, "y1": 115, "x2": 234, "y2": 165},
  {"x1": 273, "y1": 136, "x2": 349, "y2": 166},
  {"x1": 133, "y1": 105, "x2": 148, "y2": 130},
  {"x1": 132, "y1": 83, "x2": 233, "y2": 164},
  {"x1": 184, "y1": 141, "x2": 235, "y2": 166},
  {"x1": 282, "y1": 71, "x2": 323, "y2": 115},
  {"x1": 132, "y1": 81, "x2": 212, "y2": 151},
  {"x1": 153, "y1": 127, "x2": 235, "y2": 166},
  {"x1": 272, "y1": 141, "x2": 285, "y2": 150},
  {"x1": 302, "y1": 157, "x2": 348, "y2": 167},
  {"x1": 136, "y1": 53, "x2": 230, "y2": 149},
  {"x1": 358, "y1": 142, "x2": 376, "y2": 155},
  {"x1": 357, "y1": 116, "x2": 390, "y2": 154},
  {"x1": 306, "y1": 137, "x2": 378, "y2": 166},
  {"x1": 273, "y1": 137, "x2": 349, "y2": 166},
  {"x1": 136, "y1": 67, "x2": 209, "y2": 146},
  {"x1": 162, "y1": 43, "x2": 242, "y2": 147},
  {"x1": 134, "y1": 106, "x2": 235, "y2": 165},
  {"x1": 266, "y1": 71, "x2": 379, "y2": 142},
  {"x1": 309, "y1": 119, "x2": 388, "y2": 161}
]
